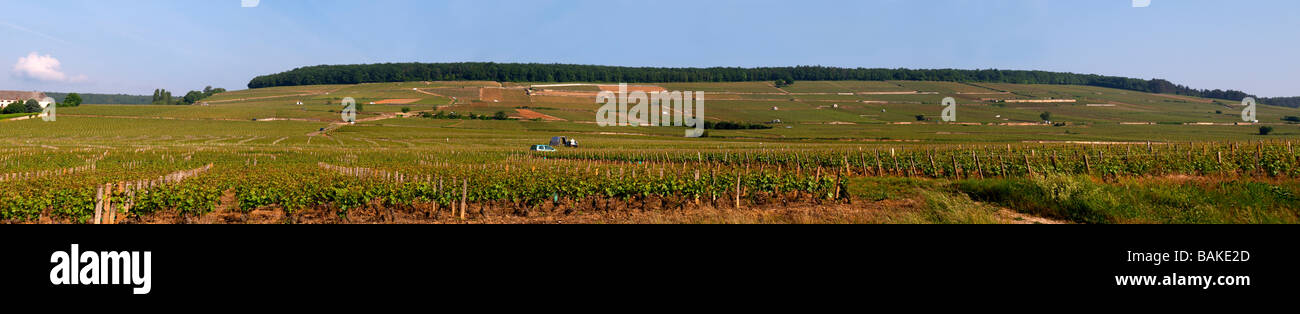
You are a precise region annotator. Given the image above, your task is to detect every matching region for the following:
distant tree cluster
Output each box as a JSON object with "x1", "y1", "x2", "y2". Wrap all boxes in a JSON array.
[
  {"x1": 152, "y1": 86, "x2": 226, "y2": 105},
  {"x1": 62, "y1": 93, "x2": 82, "y2": 107},
  {"x1": 181, "y1": 86, "x2": 227, "y2": 105},
  {"x1": 245, "y1": 62, "x2": 1258, "y2": 100},
  {"x1": 152, "y1": 89, "x2": 174, "y2": 105},
  {"x1": 420, "y1": 111, "x2": 512, "y2": 121},
  {"x1": 703, "y1": 121, "x2": 774, "y2": 130}
]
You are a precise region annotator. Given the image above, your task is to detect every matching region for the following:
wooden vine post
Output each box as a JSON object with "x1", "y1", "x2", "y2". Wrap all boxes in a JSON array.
[
  {"x1": 93, "y1": 185, "x2": 104, "y2": 225},
  {"x1": 460, "y1": 179, "x2": 468, "y2": 220},
  {"x1": 734, "y1": 171, "x2": 742, "y2": 209}
]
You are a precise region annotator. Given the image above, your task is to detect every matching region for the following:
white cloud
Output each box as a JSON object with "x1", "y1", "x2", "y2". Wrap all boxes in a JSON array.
[{"x1": 12, "y1": 52, "x2": 87, "y2": 82}]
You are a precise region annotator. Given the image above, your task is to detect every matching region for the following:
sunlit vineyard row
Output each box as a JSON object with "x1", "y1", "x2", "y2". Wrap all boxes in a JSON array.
[{"x1": 1, "y1": 139, "x2": 1297, "y2": 224}]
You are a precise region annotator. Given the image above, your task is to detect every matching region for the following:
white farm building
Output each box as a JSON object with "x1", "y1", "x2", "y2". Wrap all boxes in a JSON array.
[{"x1": 0, "y1": 91, "x2": 54, "y2": 109}]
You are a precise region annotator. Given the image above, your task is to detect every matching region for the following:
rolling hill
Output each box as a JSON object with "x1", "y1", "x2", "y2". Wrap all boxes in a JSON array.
[{"x1": 54, "y1": 80, "x2": 1300, "y2": 143}]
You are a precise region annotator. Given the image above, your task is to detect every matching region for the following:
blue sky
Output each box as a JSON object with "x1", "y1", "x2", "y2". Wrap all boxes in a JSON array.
[{"x1": 2, "y1": 0, "x2": 1297, "y2": 96}]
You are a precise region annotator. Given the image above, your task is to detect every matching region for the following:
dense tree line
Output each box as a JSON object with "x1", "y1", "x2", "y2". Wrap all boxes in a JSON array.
[
  {"x1": 47, "y1": 88, "x2": 227, "y2": 106},
  {"x1": 246, "y1": 62, "x2": 1264, "y2": 100},
  {"x1": 1260, "y1": 97, "x2": 1300, "y2": 108},
  {"x1": 44, "y1": 92, "x2": 151, "y2": 105}
]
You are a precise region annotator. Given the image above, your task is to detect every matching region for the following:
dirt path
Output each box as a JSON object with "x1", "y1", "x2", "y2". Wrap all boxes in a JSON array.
[
  {"x1": 201, "y1": 189, "x2": 239, "y2": 224},
  {"x1": 994, "y1": 208, "x2": 1067, "y2": 224},
  {"x1": 412, "y1": 88, "x2": 447, "y2": 97},
  {"x1": 413, "y1": 89, "x2": 461, "y2": 105}
]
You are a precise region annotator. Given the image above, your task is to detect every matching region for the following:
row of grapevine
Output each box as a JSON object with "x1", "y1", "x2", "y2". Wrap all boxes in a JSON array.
[{"x1": 546, "y1": 141, "x2": 1300, "y2": 179}]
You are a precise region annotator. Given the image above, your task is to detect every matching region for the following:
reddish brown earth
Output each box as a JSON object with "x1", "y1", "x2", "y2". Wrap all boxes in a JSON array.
[
  {"x1": 373, "y1": 98, "x2": 422, "y2": 104},
  {"x1": 513, "y1": 108, "x2": 566, "y2": 121}
]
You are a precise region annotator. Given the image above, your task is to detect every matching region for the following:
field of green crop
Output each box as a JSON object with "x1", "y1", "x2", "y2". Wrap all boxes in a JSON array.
[{"x1": 3, "y1": 80, "x2": 1298, "y2": 224}]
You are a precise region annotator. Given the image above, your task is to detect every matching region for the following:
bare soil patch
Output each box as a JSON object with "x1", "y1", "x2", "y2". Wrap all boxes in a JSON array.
[
  {"x1": 479, "y1": 87, "x2": 504, "y2": 102},
  {"x1": 373, "y1": 98, "x2": 422, "y2": 104},
  {"x1": 514, "y1": 109, "x2": 566, "y2": 121},
  {"x1": 598, "y1": 85, "x2": 666, "y2": 93}
]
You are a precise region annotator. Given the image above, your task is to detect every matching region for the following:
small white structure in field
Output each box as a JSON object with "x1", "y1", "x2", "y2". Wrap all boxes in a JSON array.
[
  {"x1": 832, "y1": 104, "x2": 839, "y2": 108},
  {"x1": 295, "y1": 101, "x2": 303, "y2": 105},
  {"x1": 369, "y1": 102, "x2": 376, "y2": 105},
  {"x1": 771, "y1": 106, "x2": 779, "y2": 111}
]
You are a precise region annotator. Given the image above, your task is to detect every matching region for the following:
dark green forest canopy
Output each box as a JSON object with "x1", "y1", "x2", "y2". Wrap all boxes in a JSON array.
[
  {"x1": 1260, "y1": 96, "x2": 1300, "y2": 108},
  {"x1": 246, "y1": 62, "x2": 1266, "y2": 103}
]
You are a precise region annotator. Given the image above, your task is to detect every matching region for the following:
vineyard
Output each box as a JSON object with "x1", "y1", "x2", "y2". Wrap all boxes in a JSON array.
[
  {"x1": 4, "y1": 80, "x2": 1300, "y2": 224},
  {"x1": 1, "y1": 139, "x2": 1297, "y2": 224}
]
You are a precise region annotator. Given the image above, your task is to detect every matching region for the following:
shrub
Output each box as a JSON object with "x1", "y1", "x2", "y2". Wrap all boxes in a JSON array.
[{"x1": 703, "y1": 121, "x2": 773, "y2": 130}]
